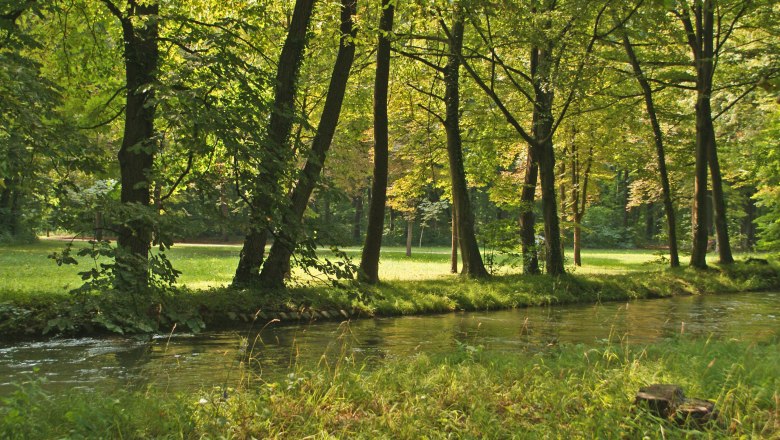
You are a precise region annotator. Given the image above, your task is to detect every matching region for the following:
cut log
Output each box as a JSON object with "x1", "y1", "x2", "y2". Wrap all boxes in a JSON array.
[
  {"x1": 675, "y1": 398, "x2": 717, "y2": 425},
  {"x1": 635, "y1": 384, "x2": 718, "y2": 426},
  {"x1": 635, "y1": 384, "x2": 685, "y2": 418}
]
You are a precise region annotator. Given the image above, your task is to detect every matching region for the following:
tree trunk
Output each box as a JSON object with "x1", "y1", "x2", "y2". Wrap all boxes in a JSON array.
[
  {"x1": 260, "y1": 0, "x2": 358, "y2": 288},
  {"x1": 707, "y1": 130, "x2": 733, "y2": 263},
  {"x1": 696, "y1": 0, "x2": 732, "y2": 265},
  {"x1": 232, "y1": 0, "x2": 316, "y2": 286},
  {"x1": 234, "y1": 228, "x2": 267, "y2": 285},
  {"x1": 451, "y1": 208, "x2": 458, "y2": 273},
  {"x1": 680, "y1": 2, "x2": 721, "y2": 269},
  {"x1": 531, "y1": 40, "x2": 564, "y2": 276},
  {"x1": 442, "y1": 8, "x2": 488, "y2": 278},
  {"x1": 109, "y1": 0, "x2": 159, "y2": 291},
  {"x1": 519, "y1": 152, "x2": 540, "y2": 274},
  {"x1": 359, "y1": 0, "x2": 394, "y2": 284},
  {"x1": 620, "y1": 31, "x2": 680, "y2": 267},
  {"x1": 559, "y1": 151, "x2": 567, "y2": 260},
  {"x1": 406, "y1": 218, "x2": 413, "y2": 257},
  {"x1": 94, "y1": 211, "x2": 104, "y2": 241},
  {"x1": 573, "y1": 214, "x2": 582, "y2": 267}
]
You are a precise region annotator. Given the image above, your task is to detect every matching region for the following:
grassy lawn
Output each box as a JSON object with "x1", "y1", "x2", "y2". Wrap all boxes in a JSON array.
[
  {"x1": 1, "y1": 239, "x2": 759, "y2": 296},
  {"x1": 1, "y1": 238, "x2": 777, "y2": 338}
]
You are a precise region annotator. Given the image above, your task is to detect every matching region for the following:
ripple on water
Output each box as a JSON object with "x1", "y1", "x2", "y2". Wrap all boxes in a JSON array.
[{"x1": 0, "y1": 291, "x2": 778, "y2": 395}]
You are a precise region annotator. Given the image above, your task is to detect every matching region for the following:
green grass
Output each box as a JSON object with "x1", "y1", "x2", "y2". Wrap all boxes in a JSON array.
[
  {"x1": 1, "y1": 239, "x2": 778, "y2": 337},
  {"x1": 2, "y1": 338, "x2": 777, "y2": 438},
  {"x1": 1, "y1": 240, "x2": 766, "y2": 296}
]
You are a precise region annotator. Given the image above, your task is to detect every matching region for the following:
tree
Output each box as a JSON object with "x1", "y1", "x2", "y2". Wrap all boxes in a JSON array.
[
  {"x1": 232, "y1": 0, "x2": 316, "y2": 286},
  {"x1": 259, "y1": 0, "x2": 358, "y2": 288},
  {"x1": 674, "y1": 0, "x2": 741, "y2": 267},
  {"x1": 359, "y1": 0, "x2": 395, "y2": 285},
  {"x1": 619, "y1": 24, "x2": 680, "y2": 267},
  {"x1": 460, "y1": 0, "x2": 614, "y2": 275},
  {"x1": 99, "y1": 0, "x2": 160, "y2": 290},
  {"x1": 441, "y1": 4, "x2": 489, "y2": 278}
]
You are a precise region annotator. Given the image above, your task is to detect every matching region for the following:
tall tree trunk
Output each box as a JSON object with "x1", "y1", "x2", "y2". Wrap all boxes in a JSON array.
[
  {"x1": 233, "y1": 0, "x2": 316, "y2": 286},
  {"x1": 573, "y1": 216, "x2": 582, "y2": 266},
  {"x1": 531, "y1": 40, "x2": 564, "y2": 276},
  {"x1": 359, "y1": 0, "x2": 395, "y2": 284},
  {"x1": 621, "y1": 30, "x2": 680, "y2": 267},
  {"x1": 519, "y1": 152, "x2": 540, "y2": 274},
  {"x1": 559, "y1": 150, "x2": 566, "y2": 260},
  {"x1": 706, "y1": 130, "x2": 733, "y2": 263},
  {"x1": 680, "y1": 1, "x2": 725, "y2": 268},
  {"x1": 260, "y1": 0, "x2": 358, "y2": 288},
  {"x1": 451, "y1": 208, "x2": 458, "y2": 273},
  {"x1": 406, "y1": 218, "x2": 413, "y2": 257},
  {"x1": 103, "y1": 0, "x2": 159, "y2": 291},
  {"x1": 442, "y1": 8, "x2": 488, "y2": 278},
  {"x1": 572, "y1": 144, "x2": 593, "y2": 268}
]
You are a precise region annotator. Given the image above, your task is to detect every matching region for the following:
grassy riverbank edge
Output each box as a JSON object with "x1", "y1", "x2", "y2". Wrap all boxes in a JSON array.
[
  {"x1": 2, "y1": 338, "x2": 778, "y2": 438},
  {"x1": 1, "y1": 259, "x2": 779, "y2": 339}
]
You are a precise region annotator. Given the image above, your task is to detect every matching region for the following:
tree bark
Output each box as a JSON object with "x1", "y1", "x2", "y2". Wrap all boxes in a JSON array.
[
  {"x1": 621, "y1": 30, "x2": 680, "y2": 267},
  {"x1": 531, "y1": 41, "x2": 564, "y2": 276},
  {"x1": 570, "y1": 139, "x2": 592, "y2": 268},
  {"x1": 233, "y1": 0, "x2": 316, "y2": 286},
  {"x1": 442, "y1": 8, "x2": 488, "y2": 278},
  {"x1": 359, "y1": 0, "x2": 395, "y2": 284},
  {"x1": 680, "y1": 1, "x2": 731, "y2": 268},
  {"x1": 707, "y1": 130, "x2": 734, "y2": 263},
  {"x1": 451, "y1": 208, "x2": 459, "y2": 273},
  {"x1": 260, "y1": 0, "x2": 358, "y2": 288},
  {"x1": 103, "y1": 0, "x2": 159, "y2": 291},
  {"x1": 519, "y1": 151, "x2": 540, "y2": 274},
  {"x1": 406, "y1": 218, "x2": 413, "y2": 257}
]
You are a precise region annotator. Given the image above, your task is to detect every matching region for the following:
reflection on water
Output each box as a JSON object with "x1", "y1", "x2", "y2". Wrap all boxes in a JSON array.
[{"x1": 1, "y1": 292, "x2": 777, "y2": 395}]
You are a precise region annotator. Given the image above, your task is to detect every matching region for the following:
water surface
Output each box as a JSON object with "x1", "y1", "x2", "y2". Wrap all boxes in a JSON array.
[{"x1": 1, "y1": 292, "x2": 777, "y2": 395}]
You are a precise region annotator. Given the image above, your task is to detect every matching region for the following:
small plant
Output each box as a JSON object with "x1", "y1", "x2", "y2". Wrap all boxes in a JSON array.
[
  {"x1": 291, "y1": 239, "x2": 359, "y2": 287},
  {"x1": 46, "y1": 236, "x2": 205, "y2": 335}
]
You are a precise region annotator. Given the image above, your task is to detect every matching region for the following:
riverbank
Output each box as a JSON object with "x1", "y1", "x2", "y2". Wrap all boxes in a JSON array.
[
  {"x1": 3, "y1": 338, "x2": 777, "y2": 438},
  {"x1": 1, "y1": 251, "x2": 778, "y2": 338}
]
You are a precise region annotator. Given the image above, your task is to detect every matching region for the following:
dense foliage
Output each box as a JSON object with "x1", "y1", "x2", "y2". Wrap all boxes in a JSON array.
[{"x1": 1, "y1": 0, "x2": 779, "y2": 328}]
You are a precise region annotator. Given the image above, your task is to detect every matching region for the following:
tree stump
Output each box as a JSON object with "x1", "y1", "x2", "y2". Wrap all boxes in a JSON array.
[
  {"x1": 635, "y1": 384, "x2": 717, "y2": 426},
  {"x1": 635, "y1": 384, "x2": 685, "y2": 418},
  {"x1": 675, "y1": 398, "x2": 717, "y2": 425}
]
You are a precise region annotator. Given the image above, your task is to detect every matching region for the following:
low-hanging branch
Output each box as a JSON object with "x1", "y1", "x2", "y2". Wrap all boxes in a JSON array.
[
  {"x1": 77, "y1": 107, "x2": 125, "y2": 130},
  {"x1": 391, "y1": 47, "x2": 446, "y2": 72},
  {"x1": 406, "y1": 82, "x2": 444, "y2": 102}
]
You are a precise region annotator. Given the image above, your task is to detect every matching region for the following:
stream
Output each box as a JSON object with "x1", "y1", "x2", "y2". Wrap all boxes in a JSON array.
[{"x1": 1, "y1": 291, "x2": 777, "y2": 395}]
